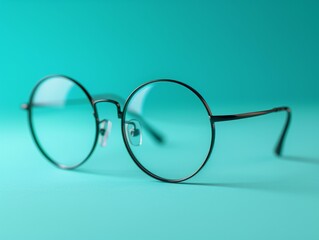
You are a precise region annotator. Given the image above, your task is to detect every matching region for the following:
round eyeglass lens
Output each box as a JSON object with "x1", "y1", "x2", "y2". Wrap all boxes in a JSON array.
[
  {"x1": 122, "y1": 81, "x2": 213, "y2": 181},
  {"x1": 30, "y1": 76, "x2": 97, "y2": 168}
]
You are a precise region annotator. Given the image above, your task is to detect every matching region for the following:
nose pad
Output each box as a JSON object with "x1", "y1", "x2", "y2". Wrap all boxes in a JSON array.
[
  {"x1": 99, "y1": 119, "x2": 112, "y2": 147},
  {"x1": 125, "y1": 119, "x2": 142, "y2": 146}
]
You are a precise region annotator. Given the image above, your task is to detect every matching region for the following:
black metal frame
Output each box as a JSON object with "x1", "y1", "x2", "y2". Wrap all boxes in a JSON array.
[
  {"x1": 211, "y1": 107, "x2": 291, "y2": 156},
  {"x1": 121, "y1": 79, "x2": 216, "y2": 182},
  {"x1": 22, "y1": 75, "x2": 291, "y2": 183},
  {"x1": 24, "y1": 75, "x2": 100, "y2": 170}
]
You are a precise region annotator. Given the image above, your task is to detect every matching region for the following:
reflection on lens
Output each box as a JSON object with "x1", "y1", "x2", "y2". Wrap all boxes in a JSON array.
[
  {"x1": 30, "y1": 76, "x2": 97, "y2": 168},
  {"x1": 123, "y1": 81, "x2": 213, "y2": 181}
]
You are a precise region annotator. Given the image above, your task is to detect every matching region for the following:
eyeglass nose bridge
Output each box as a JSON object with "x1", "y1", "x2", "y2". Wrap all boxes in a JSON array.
[{"x1": 93, "y1": 99, "x2": 123, "y2": 119}]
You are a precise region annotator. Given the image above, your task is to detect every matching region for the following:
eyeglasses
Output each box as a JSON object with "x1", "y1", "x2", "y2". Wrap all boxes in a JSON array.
[{"x1": 22, "y1": 75, "x2": 291, "y2": 183}]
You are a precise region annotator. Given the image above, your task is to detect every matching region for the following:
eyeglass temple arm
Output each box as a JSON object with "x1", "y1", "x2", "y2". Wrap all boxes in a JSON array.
[
  {"x1": 211, "y1": 107, "x2": 291, "y2": 156},
  {"x1": 21, "y1": 93, "x2": 165, "y2": 144}
]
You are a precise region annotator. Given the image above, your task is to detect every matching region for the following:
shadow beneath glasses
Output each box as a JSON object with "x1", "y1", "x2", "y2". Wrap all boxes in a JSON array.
[
  {"x1": 179, "y1": 179, "x2": 319, "y2": 196},
  {"x1": 75, "y1": 166, "x2": 275, "y2": 191},
  {"x1": 74, "y1": 168, "x2": 143, "y2": 180},
  {"x1": 179, "y1": 156, "x2": 319, "y2": 193},
  {"x1": 179, "y1": 181, "x2": 282, "y2": 191},
  {"x1": 74, "y1": 158, "x2": 319, "y2": 195},
  {"x1": 75, "y1": 168, "x2": 113, "y2": 177},
  {"x1": 281, "y1": 155, "x2": 319, "y2": 165}
]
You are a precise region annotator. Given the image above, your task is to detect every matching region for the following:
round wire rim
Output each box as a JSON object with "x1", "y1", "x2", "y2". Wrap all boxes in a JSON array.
[
  {"x1": 121, "y1": 79, "x2": 216, "y2": 183},
  {"x1": 28, "y1": 75, "x2": 100, "y2": 169}
]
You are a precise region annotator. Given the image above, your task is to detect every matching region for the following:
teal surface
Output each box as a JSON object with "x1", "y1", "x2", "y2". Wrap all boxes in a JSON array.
[{"x1": 0, "y1": 1, "x2": 318, "y2": 239}]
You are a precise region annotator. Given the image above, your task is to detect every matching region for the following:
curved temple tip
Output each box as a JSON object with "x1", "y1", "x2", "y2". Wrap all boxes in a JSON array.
[
  {"x1": 211, "y1": 105, "x2": 291, "y2": 157},
  {"x1": 273, "y1": 106, "x2": 291, "y2": 157},
  {"x1": 274, "y1": 145, "x2": 283, "y2": 156}
]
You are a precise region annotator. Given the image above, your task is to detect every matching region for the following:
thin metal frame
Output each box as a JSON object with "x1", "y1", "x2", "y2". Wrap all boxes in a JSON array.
[
  {"x1": 25, "y1": 75, "x2": 100, "y2": 170},
  {"x1": 121, "y1": 79, "x2": 215, "y2": 183},
  {"x1": 22, "y1": 75, "x2": 291, "y2": 183}
]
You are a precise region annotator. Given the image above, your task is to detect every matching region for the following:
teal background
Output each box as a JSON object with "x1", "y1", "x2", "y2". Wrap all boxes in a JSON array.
[{"x1": 0, "y1": 0, "x2": 318, "y2": 239}]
